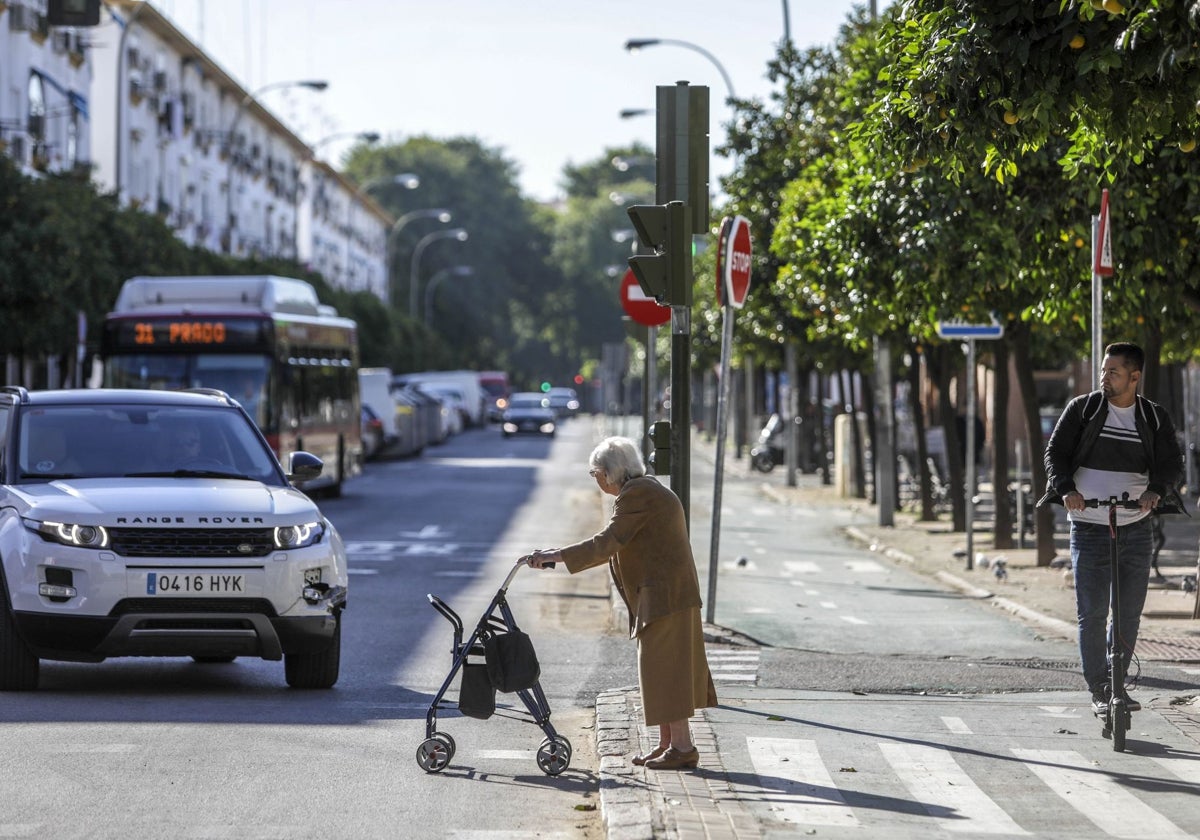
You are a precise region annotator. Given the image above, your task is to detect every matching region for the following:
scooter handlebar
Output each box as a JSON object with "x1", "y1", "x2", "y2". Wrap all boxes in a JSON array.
[{"x1": 1081, "y1": 495, "x2": 1143, "y2": 510}]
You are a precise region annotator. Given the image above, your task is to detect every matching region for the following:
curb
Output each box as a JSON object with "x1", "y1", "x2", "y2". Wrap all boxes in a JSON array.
[{"x1": 844, "y1": 525, "x2": 1080, "y2": 642}]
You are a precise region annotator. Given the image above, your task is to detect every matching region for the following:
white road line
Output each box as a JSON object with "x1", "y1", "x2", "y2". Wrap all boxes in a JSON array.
[
  {"x1": 1036, "y1": 706, "x2": 1080, "y2": 719},
  {"x1": 783, "y1": 560, "x2": 822, "y2": 575},
  {"x1": 745, "y1": 738, "x2": 859, "y2": 827},
  {"x1": 347, "y1": 568, "x2": 379, "y2": 575},
  {"x1": 1013, "y1": 749, "x2": 1191, "y2": 839},
  {"x1": 1150, "y1": 753, "x2": 1200, "y2": 785},
  {"x1": 880, "y1": 743, "x2": 1028, "y2": 835},
  {"x1": 941, "y1": 716, "x2": 973, "y2": 735},
  {"x1": 840, "y1": 616, "x2": 869, "y2": 625},
  {"x1": 713, "y1": 673, "x2": 757, "y2": 681},
  {"x1": 1179, "y1": 667, "x2": 1200, "y2": 675},
  {"x1": 844, "y1": 560, "x2": 887, "y2": 573},
  {"x1": 819, "y1": 601, "x2": 839, "y2": 610},
  {"x1": 709, "y1": 664, "x2": 758, "y2": 671}
]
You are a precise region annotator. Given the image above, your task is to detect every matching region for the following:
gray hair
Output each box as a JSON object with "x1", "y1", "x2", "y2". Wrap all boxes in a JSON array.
[{"x1": 589, "y1": 436, "x2": 645, "y2": 486}]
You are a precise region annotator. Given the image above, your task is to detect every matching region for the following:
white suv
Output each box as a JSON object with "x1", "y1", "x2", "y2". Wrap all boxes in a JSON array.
[{"x1": 0, "y1": 387, "x2": 347, "y2": 690}]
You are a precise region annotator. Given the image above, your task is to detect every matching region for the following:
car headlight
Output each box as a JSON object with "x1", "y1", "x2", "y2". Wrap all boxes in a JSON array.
[
  {"x1": 274, "y1": 521, "x2": 325, "y2": 549},
  {"x1": 28, "y1": 519, "x2": 109, "y2": 549}
]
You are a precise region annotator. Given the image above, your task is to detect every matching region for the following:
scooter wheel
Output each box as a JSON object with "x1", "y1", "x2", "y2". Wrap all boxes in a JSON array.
[{"x1": 752, "y1": 452, "x2": 775, "y2": 473}]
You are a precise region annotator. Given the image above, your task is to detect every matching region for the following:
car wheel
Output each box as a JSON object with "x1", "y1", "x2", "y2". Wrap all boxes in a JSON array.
[
  {"x1": 0, "y1": 596, "x2": 39, "y2": 691},
  {"x1": 284, "y1": 613, "x2": 341, "y2": 689}
]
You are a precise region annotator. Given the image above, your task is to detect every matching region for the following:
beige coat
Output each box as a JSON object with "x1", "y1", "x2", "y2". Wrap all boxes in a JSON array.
[{"x1": 560, "y1": 476, "x2": 703, "y2": 639}]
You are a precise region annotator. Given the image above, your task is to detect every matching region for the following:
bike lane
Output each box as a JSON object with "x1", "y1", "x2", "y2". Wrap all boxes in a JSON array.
[{"x1": 595, "y1": 435, "x2": 1200, "y2": 840}]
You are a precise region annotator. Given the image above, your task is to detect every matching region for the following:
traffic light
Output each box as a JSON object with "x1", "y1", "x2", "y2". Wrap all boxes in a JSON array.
[
  {"x1": 573, "y1": 374, "x2": 584, "y2": 386},
  {"x1": 647, "y1": 420, "x2": 671, "y2": 476},
  {"x1": 626, "y1": 201, "x2": 691, "y2": 307}
]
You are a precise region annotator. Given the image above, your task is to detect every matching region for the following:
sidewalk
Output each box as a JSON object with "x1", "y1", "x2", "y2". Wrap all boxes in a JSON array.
[{"x1": 594, "y1": 442, "x2": 1200, "y2": 840}]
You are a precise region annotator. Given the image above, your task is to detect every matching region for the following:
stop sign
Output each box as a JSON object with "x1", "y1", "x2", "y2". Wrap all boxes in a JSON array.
[
  {"x1": 721, "y1": 215, "x2": 752, "y2": 309},
  {"x1": 620, "y1": 269, "x2": 670, "y2": 327}
]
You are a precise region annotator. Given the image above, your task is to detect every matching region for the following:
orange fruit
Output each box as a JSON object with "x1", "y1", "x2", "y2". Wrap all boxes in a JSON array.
[
  {"x1": 1003, "y1": 111, "x2": 1020, "y2": 125},
  {"x1": 1069, "y1": 34, "x2": 1086, "y2": 49}
]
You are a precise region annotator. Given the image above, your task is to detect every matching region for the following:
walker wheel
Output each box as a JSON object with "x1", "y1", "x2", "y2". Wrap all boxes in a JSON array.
[
  {"x1": 433, "y1": 731, "x2": 456, "y2": 755},
  {"x1": 417, "y1": 735, "x2": 454, "y2": 773},
  {"x1": 536, "y1": 736, "x2": 572, "y2": 776}
]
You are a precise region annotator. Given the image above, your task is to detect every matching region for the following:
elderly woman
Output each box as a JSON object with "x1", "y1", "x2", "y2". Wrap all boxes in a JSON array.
[{"x1": 524, "y1": 436, "x2": 716, "y2": 771}]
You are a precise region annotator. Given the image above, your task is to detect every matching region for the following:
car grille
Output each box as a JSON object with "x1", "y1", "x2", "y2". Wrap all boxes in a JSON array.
[
  {"x1": 110, "y1": 598, "x2": 277, "y2": 616},
  {"x1": 108, "y1": 528, "x2": 275, "y2": 558}
]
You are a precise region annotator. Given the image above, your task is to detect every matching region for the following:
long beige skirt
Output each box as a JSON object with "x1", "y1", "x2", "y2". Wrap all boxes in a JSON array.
[{"x1": 636, "y1": 606, "x2": 718, "y2": 726}]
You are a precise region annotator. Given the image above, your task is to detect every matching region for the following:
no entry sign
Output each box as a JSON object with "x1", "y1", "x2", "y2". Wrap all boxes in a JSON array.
[
  {"x1": 620, "y1": 269, "x2": 670, "y2": 327},
  {"x1": 718, "y1": 215, "x2": 752, "y2": 309}
]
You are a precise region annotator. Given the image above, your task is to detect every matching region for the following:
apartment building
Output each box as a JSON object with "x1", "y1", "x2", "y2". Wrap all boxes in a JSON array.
[{"x1": 2, "y1": 0, "x2": 391, "y2": 300}]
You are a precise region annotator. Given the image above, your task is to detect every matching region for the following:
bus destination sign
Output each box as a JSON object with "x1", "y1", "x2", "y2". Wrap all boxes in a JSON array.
[{"x1": 111, "y1": 317, "x2": 268, "y2": 349}]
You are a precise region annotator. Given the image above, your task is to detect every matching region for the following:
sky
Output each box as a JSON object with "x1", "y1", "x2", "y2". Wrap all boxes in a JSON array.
[{"x1": 152, "y1": 0, "x2": 866, "y2": 203}]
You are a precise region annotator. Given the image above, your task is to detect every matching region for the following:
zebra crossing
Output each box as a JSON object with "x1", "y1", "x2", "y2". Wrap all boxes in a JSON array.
[
  {"x1": 707, "y1": 646, "x2": 761, "y2": 684},
  {"x1": 737, "y1": 733, "x2": 1200, "y2": 838}
]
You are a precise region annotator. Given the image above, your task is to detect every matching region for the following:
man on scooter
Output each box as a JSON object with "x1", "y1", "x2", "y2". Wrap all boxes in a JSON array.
[{"x1": 1039, "y1": 342, "x2": 1183, "y2": 716}]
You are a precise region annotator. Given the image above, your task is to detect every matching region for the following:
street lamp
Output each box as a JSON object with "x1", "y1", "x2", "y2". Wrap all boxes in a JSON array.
[
  {"x1": 224, "y1": 78, "x2": 328, "y2": 254},
  {"x1": 409, "y1": 228, "x2": 469, "y2": 317},
  {"x1": 361, "y1": 172, "x2": 421, "y2": 194},
  {"x1": 346, "y1": 173, "x2": 419, "y2": 292},
  {"x1": 391, "y1": 208, "x2": 452, "y2": 238},
  {"x1": 619, "y1": 108, "x2": 653, "y2": 119},
  {"x1": 310, "y1": 130, "x2": 380, "y2": 159},
  {"x1": 383, "y1": 208, "x2": 452, "y2": 307},
  {"x1": 424, "y1": 265, "x2": 475, "y2": 327},
  {"x1": 623, "y1": 38, "x2": 736, "y2": 102}
]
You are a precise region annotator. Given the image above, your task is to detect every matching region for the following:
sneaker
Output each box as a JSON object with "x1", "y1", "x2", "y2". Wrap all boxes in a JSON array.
[
  {"x1": 1115, "y1": 690, "x2": 1141, "y2": 712},
  {"x1": 1091, "y1": 689, "x2": 1109, "y2": 717}
]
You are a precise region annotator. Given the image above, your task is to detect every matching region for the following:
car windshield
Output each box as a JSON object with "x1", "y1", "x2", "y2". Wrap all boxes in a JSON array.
[
  {"x1": 15, "y1": 403, "x2": 285, "y2": 484},
  {"x1": 509, "y1": 394, "x2": 548, "y2": 410}
]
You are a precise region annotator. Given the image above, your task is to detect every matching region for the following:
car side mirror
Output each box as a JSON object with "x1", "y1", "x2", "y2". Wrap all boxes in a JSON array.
[{"x1": 286, "y1": 451, "x2": 324, "y2": 483}]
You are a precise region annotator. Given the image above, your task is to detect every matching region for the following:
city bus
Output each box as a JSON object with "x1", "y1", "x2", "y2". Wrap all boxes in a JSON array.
[{"x1": 101, "y1": 275, "x2": 362, "y2": 495}]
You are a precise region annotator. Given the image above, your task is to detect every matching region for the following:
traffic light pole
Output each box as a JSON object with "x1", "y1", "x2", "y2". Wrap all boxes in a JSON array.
[{"x1": 671, "y1": 301, "x2": 691, "y2": 529}]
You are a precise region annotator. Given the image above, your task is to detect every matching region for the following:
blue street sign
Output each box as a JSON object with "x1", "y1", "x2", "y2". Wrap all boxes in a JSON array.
[{"x1": 936, "y1": 320, "x2": 1004, "y2": 339}]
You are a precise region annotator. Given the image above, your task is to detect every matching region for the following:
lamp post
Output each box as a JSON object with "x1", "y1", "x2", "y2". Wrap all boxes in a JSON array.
[
  {"x1": 619, "y1": 108, "x2": 653, "y2": 119},
  {"x1": 224, "y1": 78, "x2": 327, "y2": 254},
  {"x1": 623, "y1": 38, "x2": 735, "y2": 102},
  {"x1": 311, "y1": 130, "x2": 380, "y2": 159},
  {"x1": 385, "y1": 208, "x2": 452, "y2": 306},
  {"x1": 345, "y1": 173, "x2": 419, "y2": 292},
  {"x1": 424, "y1": 265, "x2": 475, "y2": 327},
  {"x1": 409, "y1": 228, "x2": 468, "y2": 317}
]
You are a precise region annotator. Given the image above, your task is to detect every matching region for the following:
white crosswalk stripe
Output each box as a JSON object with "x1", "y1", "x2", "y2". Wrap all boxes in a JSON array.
[
  {"x1": 745, "y1": 737, "x2": 859, "y2": 827},
  {"x1": 737, "y1": 736, "x2": 1199, "y2": 838},
  {"x1": 1013, "y1": 749, "x2": 1192, "y2": 839},
  {"x1": 706, "y1": 647, "x2": 760, "y2": 684},
  {"x1": 881, "y1": 743, "x2": 1028, "y2": 834}
]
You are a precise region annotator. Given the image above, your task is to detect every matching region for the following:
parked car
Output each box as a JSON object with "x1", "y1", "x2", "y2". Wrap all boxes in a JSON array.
[
  {"x1": 361, "y1": 404, "x2": 385, "y2": 460},
  {"x1": 0, "y1": 386, "x2": 347, "y2": 691},
  {"x1": 501, "y1": 392, "x2": 557, "y2": 437},
  {"x1": 546, "y1": 387, "x2": 580, "y2": 418}
]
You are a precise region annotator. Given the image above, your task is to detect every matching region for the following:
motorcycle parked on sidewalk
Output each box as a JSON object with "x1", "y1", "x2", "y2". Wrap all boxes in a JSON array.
[{"x1": 751, "y1": 413, "x2": 795, "y2": 473}]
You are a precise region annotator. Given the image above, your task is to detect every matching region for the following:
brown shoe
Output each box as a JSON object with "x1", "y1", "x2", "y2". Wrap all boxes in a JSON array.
[
  {"x1": 644, "y1": 746, "x2": 699, "y2": 770},
  {"x1": 631, "y1": 745, "x2": 668, "y2": 766}
]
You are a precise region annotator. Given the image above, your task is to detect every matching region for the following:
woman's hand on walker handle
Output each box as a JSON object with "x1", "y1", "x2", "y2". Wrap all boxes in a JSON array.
[{"x1": 523, "y1": 550, "x2": 561, "y2": 570}]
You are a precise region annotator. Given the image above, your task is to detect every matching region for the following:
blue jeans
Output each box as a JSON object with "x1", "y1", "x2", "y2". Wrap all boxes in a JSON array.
[{"x1": 1070, "y1": 518, "x2": 1152, "y2": 693}]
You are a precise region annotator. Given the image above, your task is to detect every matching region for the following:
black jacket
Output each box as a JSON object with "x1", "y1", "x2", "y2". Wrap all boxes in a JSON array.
[{"x1": 1037, "y1": 390, "x2": 1184, "y2": 512}]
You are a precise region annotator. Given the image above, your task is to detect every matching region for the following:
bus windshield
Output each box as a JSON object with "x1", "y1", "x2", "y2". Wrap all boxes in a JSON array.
[{"x1": 105, "y1": 354, "x2": 270, "y2": 429}]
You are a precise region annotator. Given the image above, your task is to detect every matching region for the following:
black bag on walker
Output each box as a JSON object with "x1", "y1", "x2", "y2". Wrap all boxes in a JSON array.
[
  {"x1": 483, "y1": 630, "x2": 541, "y2": 693},
  {"x1": 458, "y1": 663, "x2": 496, "y2": 719}
]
